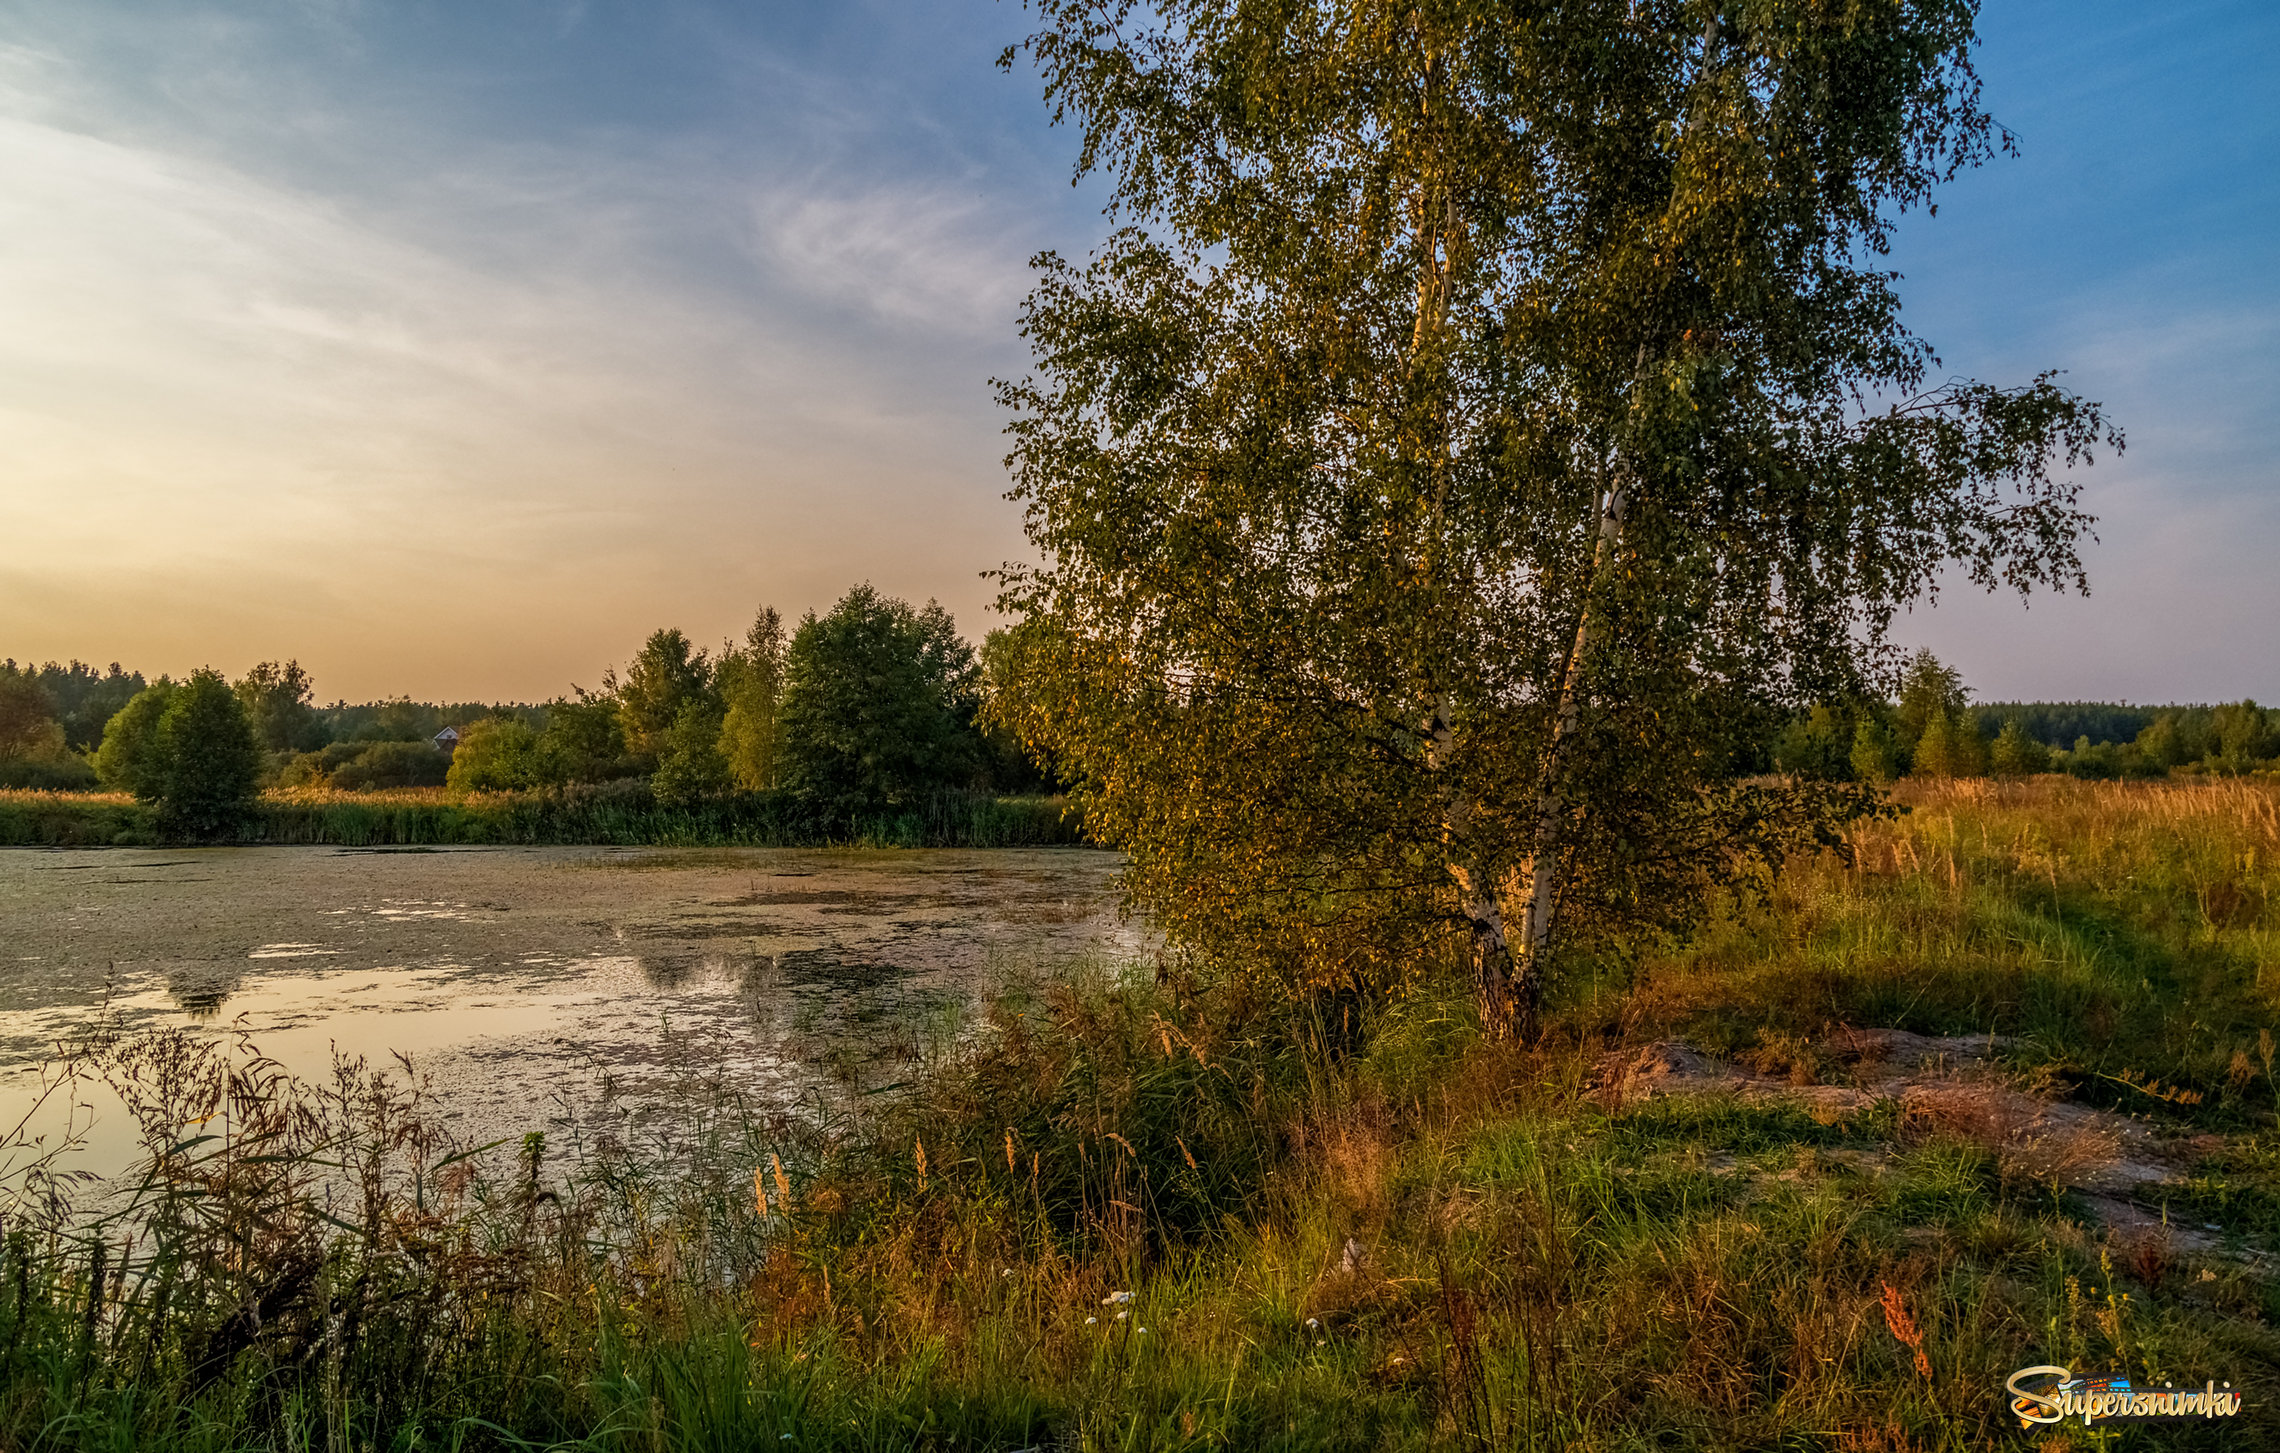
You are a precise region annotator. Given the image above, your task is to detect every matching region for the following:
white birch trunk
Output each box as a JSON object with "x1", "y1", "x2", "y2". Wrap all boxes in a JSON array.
[{"x1": 1506, "y1": 478, "x2": 1628, "y2": 1041}]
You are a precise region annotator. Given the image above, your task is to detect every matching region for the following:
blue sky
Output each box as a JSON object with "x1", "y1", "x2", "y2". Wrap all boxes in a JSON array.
[{"x1": 0, "y1": 1, "x2": 2271, "y2": 703}]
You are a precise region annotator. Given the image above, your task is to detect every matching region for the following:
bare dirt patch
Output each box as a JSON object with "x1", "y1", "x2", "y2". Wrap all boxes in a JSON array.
[{"x1": 1592, "y1": 1029, "x2": 2223, "y2": 1251}]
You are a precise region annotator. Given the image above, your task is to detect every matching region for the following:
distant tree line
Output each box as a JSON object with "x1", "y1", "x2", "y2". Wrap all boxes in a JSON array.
[
  {"x1": 3, "y1": 586, "x2": 1059, "y2": 837},
  {"x1": 1768, "y1": 650, "x2": 2280, "y2": 784}
]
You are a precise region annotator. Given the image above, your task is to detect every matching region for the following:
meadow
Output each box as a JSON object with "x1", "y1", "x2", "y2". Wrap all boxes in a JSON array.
[
  {"x1": 0, "y1": 784, "x2": 1085, "y2": 850},
  {"x1": 2, "y1": 778, "x2": 2277, "y2": 1450}
]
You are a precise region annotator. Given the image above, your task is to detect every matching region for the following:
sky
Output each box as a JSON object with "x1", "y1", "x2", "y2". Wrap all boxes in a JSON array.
[{"x1": 0, "y1": 1, "x2": 2272, "y2": 705}]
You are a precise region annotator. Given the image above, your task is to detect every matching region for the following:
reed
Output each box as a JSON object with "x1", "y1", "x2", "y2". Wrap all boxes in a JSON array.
[{"x1": 0, "y1": 784, "x2": 1088, "y2": 849}]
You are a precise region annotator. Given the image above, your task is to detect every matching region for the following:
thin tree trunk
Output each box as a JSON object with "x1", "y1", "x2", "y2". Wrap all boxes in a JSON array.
[
  {"x1": 1507, "y1": 478, "x2": 1628, "y2": 1042},
  {"x1": 1429, "y1": 698, "x2": 1522, "y2": 1037}
]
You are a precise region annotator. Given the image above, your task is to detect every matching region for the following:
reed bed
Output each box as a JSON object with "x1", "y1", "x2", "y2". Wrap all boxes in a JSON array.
[{"x1": 0, "y1": 785, "x2": 1087, "y2": 850}]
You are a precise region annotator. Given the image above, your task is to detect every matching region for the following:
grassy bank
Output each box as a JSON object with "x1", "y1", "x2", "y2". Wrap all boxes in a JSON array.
[
  {"x1": 3, "y1": 779, "x2": 2278, "y2": 1449},
  {"x1": 0, "y1": 784, "x2": 1087, "y2": 849}
]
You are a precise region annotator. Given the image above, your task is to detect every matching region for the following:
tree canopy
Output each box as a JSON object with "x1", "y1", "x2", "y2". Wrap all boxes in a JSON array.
[
  {"x1": 779, "y1": 586, "x2": 982, "y2": 814},
  {"x1": 615, "y1": 629, "x2": 713, "y2": 761},
  {"x1": 151, "y1": 669, "x2": 263, "y2": 838},
  {"x1": 994, "y1": 0, "x2": 2117, "y2": 1037}
]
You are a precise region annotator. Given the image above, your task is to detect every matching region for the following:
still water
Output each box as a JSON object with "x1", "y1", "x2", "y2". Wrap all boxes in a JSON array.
[{"x1": 0, "y1": 844, "x2": 1138, "y2": 1173}]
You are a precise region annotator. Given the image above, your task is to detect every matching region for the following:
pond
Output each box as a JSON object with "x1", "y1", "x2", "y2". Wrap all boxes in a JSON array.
[{"x1": 0, "y1": 845, "x2": 1139, "y2": 1177}]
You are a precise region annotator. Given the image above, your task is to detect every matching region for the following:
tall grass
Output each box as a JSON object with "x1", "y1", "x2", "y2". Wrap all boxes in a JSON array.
[
  {"x1": 1618, "y1": 777, "x2": 2280, "y2": 1123},
  {"x1": 0, "y1": 784, "x2": 1087, "y2": 849},
  {"x1": 5, "y1": 779, "x2": 2280, "y2": 1449}
]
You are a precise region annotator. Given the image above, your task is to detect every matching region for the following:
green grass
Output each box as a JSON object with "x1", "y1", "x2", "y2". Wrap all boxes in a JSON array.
[
  {"x1": 3, "y1": 778, "x2": 2280, "y2": 1449},
  {"x1": 0, "y1": 784, "x2": 1087, "y2": 849}
]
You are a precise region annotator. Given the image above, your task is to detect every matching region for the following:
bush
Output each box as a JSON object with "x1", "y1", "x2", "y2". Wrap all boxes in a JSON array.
[
  {"x1": 331, "y1": 741, "x2": 451, "y2": 791},
  {"x1": 446, "y1": 718, "x2": 540, "y2": 792},
  {"x1": 95, "y1": 681, "x2": 177, "y2": 795},
  {"x1": 0, "y1": 755, "x2": 99, "y2": 790}
]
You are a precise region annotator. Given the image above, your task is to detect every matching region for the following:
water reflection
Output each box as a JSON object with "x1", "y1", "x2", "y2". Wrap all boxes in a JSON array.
[
  {"x1": 1, "y1": 845, "x2": 1146, "y2": 1176},
  {"x1": 163, "y1": 962, "x2": 243, "y2": 1018}
]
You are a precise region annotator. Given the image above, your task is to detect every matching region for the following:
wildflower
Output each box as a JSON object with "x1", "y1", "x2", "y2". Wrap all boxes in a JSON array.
[
  {"x1": 1116, "y1": 1309, "x2": 1129, "y2": 1321},
  {"x1": 1086, "y1": 1316, "x2": 1097, "y2": 1325},
  {"x1": 1103, "y1": 1290, "x2": 1134, "y2": 1305},
  {"x1": 1138, "y1": 1327, "x2": 1148, "y2": 1334},
  {"x1": 1305, "y1": 1317, "x2": 1320, "y2": 1330}
]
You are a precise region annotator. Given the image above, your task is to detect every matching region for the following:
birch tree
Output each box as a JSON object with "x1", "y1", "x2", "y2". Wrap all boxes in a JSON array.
[{"x1": 994, "y1": 0, "x2": 2117, "y2": 1039}]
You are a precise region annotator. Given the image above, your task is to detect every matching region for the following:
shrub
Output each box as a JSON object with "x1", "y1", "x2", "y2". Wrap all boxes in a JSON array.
[
  {"x1": 446, "y1": 718, "x2": 540, "y2": 792},
  {"x1": 95, "y1": 681, "x2": 177, "y2": 795},
  {"x1": 331, "y1": 740, "x2": 451, "y2": 791}
]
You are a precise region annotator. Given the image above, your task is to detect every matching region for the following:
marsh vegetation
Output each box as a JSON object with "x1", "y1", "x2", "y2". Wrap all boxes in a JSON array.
[{"x1": 0, "y1": 780, "x2": 2275, "y2": 1449}]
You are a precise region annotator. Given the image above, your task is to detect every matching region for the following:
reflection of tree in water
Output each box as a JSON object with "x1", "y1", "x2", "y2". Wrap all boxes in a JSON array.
[
  {"x1": 638, "y1": 951, "x2": 763, "y2": 992},
  {"x1": 637, "y1": 954, "x2": 694, "y2": 991},
  {"x1": 773, "y1": 950, "x2": 909, "y2": 993},
  {"x1": 165, "y1": 962, "x2": 243, "y2": 1018}
]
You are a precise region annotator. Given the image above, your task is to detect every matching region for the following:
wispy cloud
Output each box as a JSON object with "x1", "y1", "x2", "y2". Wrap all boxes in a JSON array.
[
  {"x1": 751, "y1": 183, "x2": 1034, "y2": 336},
  {"x1": 0, "y1": 18, "x2": 1059, "y2": 697}
]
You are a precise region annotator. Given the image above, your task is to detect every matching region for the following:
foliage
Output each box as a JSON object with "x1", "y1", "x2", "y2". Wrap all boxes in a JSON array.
[
  {"x1": 616, "y1": 628, "x2": 714, "y2": 761},
  {"x1": 975, "y1": 623, "x2": 1064, "y2": 795},
  {"x1": 0, "y1": 664, "x2": 59, "y2": 760},
  {"x1": 5, "y1": 658, "x2": 146, "y2": 753},
  {"x1": 1893, "y1": 648, "x2": 1970, "y2": 749},
  {"x1": 0, "y1": 663, "x2": 93, "y2": 787},
  {"x1": 2212, "y1": 699, "x2": 2280, "y2": 774},
  {"x1": 779, "y1": 585, "x2": 984, "y2": 815},
  {"x1": 1772, "y1": 705, "x2": 1856, "y2": 781},
  {"x1": 1987, "y1": 717, "x2": 2050, "y2": 778},
  {"x1": 716, "y1": 606, "x2": 788, "y2": 790},
  {"x1": 150, "y1": 668, "x2": 264, "y2": 838},
  {"x1": 1910, "y1": 707, "x2": 1985, "y2": 779},
  {"x1": 1849, "y1": 716, "x2": 1901, "y2": 785},
  {"x1": 1981, "y1": 699, "x2": 2157, "y2": 750},
  {"x1": 234, "y1": 658, "x2": 323, "y2": 753},
  {"x1": 653, "y1": 699, "x2": 733, "y2": 806},
  {"x1": 329, "y1": 741, "x2": 451, "y2": 791},
  {"x1": 444, "y1": 718, "x2": 541, "y2": 792},
  {"x1": 317, "y1": 697, "x2": 519, "y2": 745},
  {"x1": 93, "y1": 680, "x2": 177, "y2": 796},
  {"x1": 994, "y1": 0, "x2": 2114, "y2": 1037},
  {"x1": 532, "y1": 689, "x2": 634, "y2": 784}
]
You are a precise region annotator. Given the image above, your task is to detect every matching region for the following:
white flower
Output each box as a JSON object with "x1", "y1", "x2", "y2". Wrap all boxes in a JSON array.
[
  {"x1": 1305, "y1": 1318, "x2": 1320, "y2": 1330},
  {"x1": 1102, "y1": 1291, "x2": 1134, "y2": 1304},
  {"x1": 1085, "y1": 1316, "x2": 1097, "y2": 1325},
  {"x1": 1137, "y1": 1326, "x2": 1148, "y2": 1334},
  {"x1": 1116, "y1": 1309, "x2": 1129, "y2": 1321}
]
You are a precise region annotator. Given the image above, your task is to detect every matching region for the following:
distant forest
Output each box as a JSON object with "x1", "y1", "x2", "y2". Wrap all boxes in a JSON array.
[
  {"x1": 0, "y1": 585, "x2": 1057, "y2": 811},
  {"x1": 5, "y1": 632, "x2": 2274, "y2": 801},
  {"x1": 1759, "y1": 651, "x2": 2280, "y2": 784}
]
